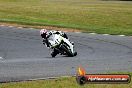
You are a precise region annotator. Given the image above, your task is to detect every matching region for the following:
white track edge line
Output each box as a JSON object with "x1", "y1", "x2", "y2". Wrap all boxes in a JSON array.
[{"x1": 0, "y1": 25, "x2": 132, "y2": 37}]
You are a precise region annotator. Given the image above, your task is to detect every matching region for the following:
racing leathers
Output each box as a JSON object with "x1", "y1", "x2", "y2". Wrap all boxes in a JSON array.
[
  {"x1": 42, "y1": 30, "x2": 69, "y2": 48},
  {"x1": 42, "y1": 30, "x2": 70, "y2": 57}
]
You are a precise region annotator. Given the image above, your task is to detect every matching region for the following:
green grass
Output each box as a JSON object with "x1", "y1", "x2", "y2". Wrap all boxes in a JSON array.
[
  {"x1": 0, "y1": 73, "x2": 132, "y2": 88},
  {"x1": 0, "y1": 0, "x2": 132, "y2": 35}
]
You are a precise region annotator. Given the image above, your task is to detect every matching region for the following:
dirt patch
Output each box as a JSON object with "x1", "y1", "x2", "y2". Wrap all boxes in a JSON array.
[{"x1": 0, "y1": 22, "x2": 82, "y2": 32}]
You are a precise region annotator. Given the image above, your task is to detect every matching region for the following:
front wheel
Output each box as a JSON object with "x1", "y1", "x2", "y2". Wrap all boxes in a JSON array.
[{"x1": 74, "y1": 51, "x2": 77, "y2": 56}]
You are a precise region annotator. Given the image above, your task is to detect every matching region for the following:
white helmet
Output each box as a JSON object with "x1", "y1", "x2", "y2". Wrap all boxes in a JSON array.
[{"x1": 40, "y1": 29, "x2": 48, "y2": 38}]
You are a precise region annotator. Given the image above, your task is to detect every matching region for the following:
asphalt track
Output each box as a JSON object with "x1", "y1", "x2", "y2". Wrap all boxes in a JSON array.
[{"x1": 0, "y1": 26, "x2": 132, "y2": 82}]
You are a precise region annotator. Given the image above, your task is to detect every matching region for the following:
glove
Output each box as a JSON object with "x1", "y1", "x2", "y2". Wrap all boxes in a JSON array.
[{"x1": 42, "y1": 39, "x2": 46, "y2": 45}]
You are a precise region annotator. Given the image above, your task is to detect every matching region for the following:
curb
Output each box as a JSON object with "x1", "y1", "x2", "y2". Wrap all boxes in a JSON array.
[
  {"x1": 0, "y1": 75, "x2": 75, "y2": 83},
  {"x1": 0, "y1": 25, "x2": 132, "y2": 37}
]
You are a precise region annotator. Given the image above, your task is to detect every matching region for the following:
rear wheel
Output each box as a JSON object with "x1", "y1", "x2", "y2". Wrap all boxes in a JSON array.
[
  {"x1": 51, "y1": 52, "x2": 57, "y2": 57},
  {"x1": 60, "y1": 45, "x2": 74, "y2": 57}
]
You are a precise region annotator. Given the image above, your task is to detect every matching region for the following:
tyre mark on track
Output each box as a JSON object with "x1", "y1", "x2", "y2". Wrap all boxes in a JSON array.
[{"x1": 69, "y1": 34, "x2": 132, "y2": 54}]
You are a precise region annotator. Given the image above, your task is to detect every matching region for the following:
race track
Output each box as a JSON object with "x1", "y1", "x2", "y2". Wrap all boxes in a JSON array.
[{"x1": 0, "y1": 26, "x2": 132, "y2": 82}]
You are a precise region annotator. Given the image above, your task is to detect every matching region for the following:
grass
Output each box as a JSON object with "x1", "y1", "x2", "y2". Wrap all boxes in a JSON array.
[
  {"x1": 0, "y1": 73, "x2": 132, "y2": 88},
  {"x1": 0, "y1": 0, "x2": 132, "y2": 35}
]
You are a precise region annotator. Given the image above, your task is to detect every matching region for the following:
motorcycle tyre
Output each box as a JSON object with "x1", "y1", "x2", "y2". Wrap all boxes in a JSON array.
[
  {"x1": 74, "y1": 51, "x2": 77, "y2": 56},
  {"x1": 60, "y1": 45, "x2": 74, "y2": 57}
]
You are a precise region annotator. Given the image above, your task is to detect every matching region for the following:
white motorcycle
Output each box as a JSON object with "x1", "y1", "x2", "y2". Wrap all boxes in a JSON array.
[{"x1": 48, "y1": 34, "x2": 77, "y2": 57}]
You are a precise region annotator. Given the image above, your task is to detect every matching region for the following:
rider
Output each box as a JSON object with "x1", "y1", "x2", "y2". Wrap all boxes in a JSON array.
[
  {"x1": 40, "y1": 29, "x2": 71, "y2": 57},
  {"x1": 40, "y1": 29, "x2": 69, "y2": 47}
]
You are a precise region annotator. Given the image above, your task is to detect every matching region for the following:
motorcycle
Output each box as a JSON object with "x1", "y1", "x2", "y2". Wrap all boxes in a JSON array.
[{"x1": 48, "y1": 34, "x2": 77, "y2": 57}]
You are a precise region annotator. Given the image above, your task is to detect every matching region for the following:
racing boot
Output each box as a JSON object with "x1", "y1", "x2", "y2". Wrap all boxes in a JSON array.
[{"x1": 51, "y1": 49, "x2": 59, "y2": 57}]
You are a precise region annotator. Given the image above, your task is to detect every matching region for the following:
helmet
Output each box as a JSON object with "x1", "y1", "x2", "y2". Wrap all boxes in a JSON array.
[{"x1": 40, "y1": 29, "x2": 47, "y2": 39}]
